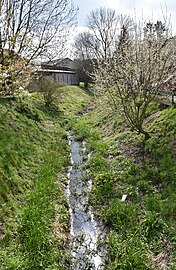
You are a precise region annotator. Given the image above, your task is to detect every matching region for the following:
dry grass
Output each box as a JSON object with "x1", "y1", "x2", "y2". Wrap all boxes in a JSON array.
[{"x1": 150, "y1": 240, "x2": 174, "y2": 270}]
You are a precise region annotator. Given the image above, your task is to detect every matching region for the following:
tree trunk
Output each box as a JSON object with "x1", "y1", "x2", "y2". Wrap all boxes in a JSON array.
[
  {"x1": 141, "y1": 129, "x2": 150, "y2": 140},
  {"x1": 137, "y1": 124, "x2": 150, "y2": 140}
]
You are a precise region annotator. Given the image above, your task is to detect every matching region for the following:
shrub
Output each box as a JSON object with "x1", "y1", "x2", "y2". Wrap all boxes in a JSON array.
[{"x1": 35, "y1": 76, "x2": 64, "y2": 107}]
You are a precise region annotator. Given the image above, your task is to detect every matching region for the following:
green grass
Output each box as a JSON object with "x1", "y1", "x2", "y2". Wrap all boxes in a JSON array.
[
  {"x1": 0, "y1": 98, "x2": 67, "y2": 268},
  {"x1": 17, "y1": 141, "x2": 69, "y2": 270},
  {"x1": 59, "y1": 85, "x2": 92, "y2": 115},
  {"x1": 106, "y1": 232, "x2": 149, "y2": 270},
  {"x1": 0, "y1": 86, "x2": 92, "y2": 270},
  {"x1": 0, "y1": 84, "x2": 175, "y2": 269},
  {"x1": 69, "y1": 96, "x2": 176, "y2": 269}
]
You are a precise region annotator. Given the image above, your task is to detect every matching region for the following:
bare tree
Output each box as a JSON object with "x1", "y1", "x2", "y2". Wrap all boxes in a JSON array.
[
  {"x1": 74, "y1": 58, "x2": 96, "y2": 87},
  {"x1": 74, "y1": 7, "x2": 123, "y2": 61},
  {"x1": 74, "y1": 8, "x2": 129, "y2": 88},
  {"x1": 0, "y1": 0, "x2": 77, "y2": 61},
  {"x1": 87, "y1": 7, "x2": 120, "y2": 59},
  {"x1": 0, "y1": 0, "x2": 78, "y2": 96},
  {"x1": 96, "y1": 20, "x2": 175, "y2": 139},
  {"x1": 74, "y1": 31, "x2": 98, "y2": 60},
  {"x1": 74, "y1": 30, "x2": 99, "y2": 86}
]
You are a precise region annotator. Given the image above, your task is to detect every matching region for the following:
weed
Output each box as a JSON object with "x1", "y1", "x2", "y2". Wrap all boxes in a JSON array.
[
  {"x1": 89, "y1": 153, "x2": 109, "y2": 174},
  {"x1": 75, "y1": 97, "x2": 176, "y2": 268},
  {"x1": 107, "y1": 232, "x2": 149, "y2": 270}
]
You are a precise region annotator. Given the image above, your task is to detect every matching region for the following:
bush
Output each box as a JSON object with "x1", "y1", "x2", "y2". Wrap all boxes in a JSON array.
[{"x1": 35, "y1": 76, "x2": 64, "y2": 107}]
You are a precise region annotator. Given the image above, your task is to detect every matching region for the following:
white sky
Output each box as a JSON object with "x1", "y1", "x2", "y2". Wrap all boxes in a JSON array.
[
  {"x1": 74, "y1": 0, "x2": 176, "y2": 34},
  {"x1": 67, "y1": 0, "x2": 176, "y2": 58}
]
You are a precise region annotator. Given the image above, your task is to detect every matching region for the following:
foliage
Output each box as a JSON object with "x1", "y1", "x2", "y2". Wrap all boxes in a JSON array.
[
  {"x1": 18, "y1": 141, "x2": 69, "y2": 269},
  {"x1": 0, "y1": 56, "x2": 31, "y2": 97},
  {"x1": 34, "y1": 76, "x2": 64, "y2": 107},
  {"x1": 69, "y1": 95, "x2": 176, "y2": 269},
  {"x1": 0, "y1": 0, "x2": 77, "y2": 96},
  {"x1": 107, "y1": 232, "x2": 149, "y2": 270},
  {"x1": 96, "y1": 19, "x2": 175, "y2": 139},
  {"x1": 0, "y1": 79, "x2": 175, "y2": 269},
  {"x1": 59, "y1": 85, "x2": 93, "y2": 115}
]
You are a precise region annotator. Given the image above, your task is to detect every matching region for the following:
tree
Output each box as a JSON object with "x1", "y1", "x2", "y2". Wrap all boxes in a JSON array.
[
  {"x1": 74, "y1": 32, "x2": 97, "y2": 60},
  {"x1": 74, "y1": 58, "x2": 95, "y2": 87},
  {"x1": 74, "y1": 7, "x2": 121, "y2": 61},
  {"x1": 74, "y1": 8, "x2": 126, "y2": 88},
  {"x1": 86, "y1": 7, "x2": 120, "y2": 60},
  {"x1": 0, "y1": 0, "x2": 77, "y2": 97},
  {"x1": 96, "y1": 20, "x2": 175, "y2": 139}
]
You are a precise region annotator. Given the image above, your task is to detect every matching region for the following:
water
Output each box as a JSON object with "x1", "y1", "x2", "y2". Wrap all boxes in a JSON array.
[{"x1": 67, "y1": 133, "x2": 103, "y2": 270}]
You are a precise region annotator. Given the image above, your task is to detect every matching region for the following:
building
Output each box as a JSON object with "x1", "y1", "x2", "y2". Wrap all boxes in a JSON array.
[
  {"x1": 41, "y1": 58, "x2": 75, "y2": 71},
  {"x1": 40, "y1": 58, "x2": 79, "y2": 85}
]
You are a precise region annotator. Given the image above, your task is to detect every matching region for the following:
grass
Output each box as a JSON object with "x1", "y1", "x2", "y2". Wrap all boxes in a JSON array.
[
  {"x1": 0, "y1": 86, "x2": 92, "y2": 270},
  {"x1": 59, "y1": 85, "x2": 92, "y2": 116},
  {"x1": 68, "y1": 94, "x2": 176, "y2": 269},
  {"x1": 0, "y1": 84, "x2": 175, "y2": 269},
  {"x1": 0, "y1": 96, "x2": 69, "y2": 269}
]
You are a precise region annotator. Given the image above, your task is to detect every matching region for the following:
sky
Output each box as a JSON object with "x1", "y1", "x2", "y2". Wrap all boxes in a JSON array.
[{"x1": 74, "y1": 0, "x2": 176, "y2": 33}]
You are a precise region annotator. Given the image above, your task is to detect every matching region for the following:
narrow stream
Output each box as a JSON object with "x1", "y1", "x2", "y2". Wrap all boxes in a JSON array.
[{"x1": 67, "y1": 133, "x2": 104, "y2": 270}]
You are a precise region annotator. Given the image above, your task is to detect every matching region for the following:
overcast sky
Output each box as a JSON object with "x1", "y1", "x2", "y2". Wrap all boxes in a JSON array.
[{"x1": 74, "y1": 0, "x2": 176, "y2": 33}]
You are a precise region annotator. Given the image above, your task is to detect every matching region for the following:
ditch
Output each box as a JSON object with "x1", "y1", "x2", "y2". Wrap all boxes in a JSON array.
[{"x1": 66, "y1": 132, "x2": 104, "y2": 270}]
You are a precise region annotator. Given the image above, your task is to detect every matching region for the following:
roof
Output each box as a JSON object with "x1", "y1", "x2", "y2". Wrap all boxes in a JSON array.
[
  {"x1": 41, "y1": 57, "x2": 76, "y2": 71},
  {"x1": 42, "y1": 58, "x2": 73, "y2": 66}
]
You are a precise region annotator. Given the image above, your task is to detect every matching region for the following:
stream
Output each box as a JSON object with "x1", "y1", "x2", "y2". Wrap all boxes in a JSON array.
[{"x1": 67, "y1": 133, "x2": 104, "y2": 270}]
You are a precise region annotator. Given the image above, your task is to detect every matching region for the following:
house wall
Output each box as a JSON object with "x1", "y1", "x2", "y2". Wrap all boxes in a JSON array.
[
  {"x1": 43, "y1": 70, "x2": 78, "y2": 85},
  {"x1": 54, "y1": 72, "x2": 78, "y2": 85}
]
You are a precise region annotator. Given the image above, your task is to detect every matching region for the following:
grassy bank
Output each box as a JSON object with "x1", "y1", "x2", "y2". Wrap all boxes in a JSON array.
[
  {"x1": 0, "y1": 84, "x2": 175, "y2": 269},
  {"x1": 67, "y1": 95, "x2": 176, "y2": 269},
  {"x1": 0, "y1": 86, "x2": 92, "y2": 269}
]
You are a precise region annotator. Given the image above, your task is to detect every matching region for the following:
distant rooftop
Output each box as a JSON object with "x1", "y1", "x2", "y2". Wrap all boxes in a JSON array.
[{"x1": 41, "y1": 57, "x2": 75, "y2": 71}]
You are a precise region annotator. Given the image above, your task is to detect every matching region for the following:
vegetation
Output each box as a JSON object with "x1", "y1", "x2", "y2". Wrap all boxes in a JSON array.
[
  {"x1": 0, "y1": 3, "x2": 175, "y2": 270},
  {"x1": 96, "y1": 20, "x2": 175, "y2": 139},
  {"x1": 69, "y1": 95, "x2": 176, "y2": 269},
  {"x1": 74, "y1": 8, "x2": 128, "y2": 60},
  {"x1": 0, "y1": 85, "x2": 92, "y2": 269},
  {"x1": 74, "y1": 7, "x2": 175, "y2": 140},
  {"x1": 34, "y1": 76, "x2": 65, "y2": 107},
  {"x1": 0, "y1": 0, "x2": 77, "y2": 97},
  {"x1": 0, "y1": 75, "x2": 175, "y2": 270}
]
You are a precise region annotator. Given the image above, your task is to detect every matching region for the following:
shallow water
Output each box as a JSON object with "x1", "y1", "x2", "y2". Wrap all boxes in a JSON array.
[{"x1": 67, "y1": 133, "x2": 103, "y2": 270}]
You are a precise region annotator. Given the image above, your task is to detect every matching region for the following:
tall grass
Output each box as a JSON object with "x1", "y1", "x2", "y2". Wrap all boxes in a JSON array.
[
  {"x1": 0, "y1": 95, "x2": 70, "y2": 269},
  {"x1": 18, "y1": 141, "x2": 69, "y2": 269}
]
